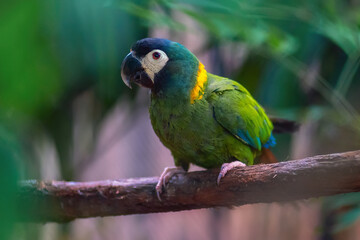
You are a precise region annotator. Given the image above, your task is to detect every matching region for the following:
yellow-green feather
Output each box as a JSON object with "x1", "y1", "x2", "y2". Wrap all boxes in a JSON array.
[{"x1": 150, "y1": 63, "x2": 273, "y2": 170}]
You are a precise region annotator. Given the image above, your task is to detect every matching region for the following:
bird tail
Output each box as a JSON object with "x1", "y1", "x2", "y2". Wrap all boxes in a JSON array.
[{"x1": 258, "y1": 148, "x2": 278, "y2": 164}]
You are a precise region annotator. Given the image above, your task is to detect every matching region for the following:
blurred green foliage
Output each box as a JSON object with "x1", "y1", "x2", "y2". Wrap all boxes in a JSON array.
[
  {"x1": 120, "y1": 0, "x2": 360, "y2": 125},
  {"x1": 1, "y1": 0, "x2": 360, "y2": 238},
  {"x1": 0, "y1": 0, "x2": 146, "y2": 237},
  {"x1": 0, "y1": 127, "x2": 20, "y2": 240},
  {"x1": 0, "y1": 0, "x2": 61, "y2": 121},
  {"x1": 1, "y1": 0, "x2": 147, "y2": 179}
]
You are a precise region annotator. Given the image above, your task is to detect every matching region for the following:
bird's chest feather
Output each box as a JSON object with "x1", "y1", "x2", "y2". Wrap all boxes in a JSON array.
[{"x1": 149, "y1": 97, "x2": 213, "y2": 154}]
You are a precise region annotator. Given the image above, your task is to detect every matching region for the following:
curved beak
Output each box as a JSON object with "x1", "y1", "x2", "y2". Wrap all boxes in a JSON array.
[{"x1": 121, "y1": 52, "x2": 154, "y2": 89}]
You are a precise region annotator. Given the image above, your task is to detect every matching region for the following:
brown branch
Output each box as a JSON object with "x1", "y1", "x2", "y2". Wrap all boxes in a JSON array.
[{"x1": 17, "y1": 150, "x2": 360, "y2": 223}]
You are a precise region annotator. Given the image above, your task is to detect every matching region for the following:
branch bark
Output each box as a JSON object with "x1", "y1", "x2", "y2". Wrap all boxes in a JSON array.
[{"x1": 17, "y1": 150, "x2": 360, "y2": 223}]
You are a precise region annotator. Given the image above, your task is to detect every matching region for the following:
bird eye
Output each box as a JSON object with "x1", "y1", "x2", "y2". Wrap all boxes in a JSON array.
[{"x1": 152, "y1": 52, "x2": 161, "y2": 60}]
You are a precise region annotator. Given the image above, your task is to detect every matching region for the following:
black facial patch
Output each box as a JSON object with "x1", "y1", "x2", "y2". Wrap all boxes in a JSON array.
[{"x1": 131, "y1": 38, "x2": 172, "y2": 58}]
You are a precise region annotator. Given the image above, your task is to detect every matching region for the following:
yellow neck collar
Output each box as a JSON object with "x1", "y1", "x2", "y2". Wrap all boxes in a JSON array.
[{"x1": 190, "y1": 62, "x2": 207, "y2": 104}]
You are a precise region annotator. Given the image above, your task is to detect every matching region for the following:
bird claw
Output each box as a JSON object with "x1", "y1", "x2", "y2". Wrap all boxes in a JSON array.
[
  {"x1": 156, "y1": 166, "x2": 185, "y2": 201},
  {"x1": 155, "y1": 182, "x2": 163, "y2": 201},
  {"x1": 217, "y1": 161, "x2": 246, "y2": 185},
  {"x1": 156, "y1": 186, "x2": 162, "y2": 202}
]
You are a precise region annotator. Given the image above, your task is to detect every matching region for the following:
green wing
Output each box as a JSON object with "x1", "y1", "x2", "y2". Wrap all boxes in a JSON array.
[{"x1": 207, "y1": 74, "x2": 273, "y2": 151}]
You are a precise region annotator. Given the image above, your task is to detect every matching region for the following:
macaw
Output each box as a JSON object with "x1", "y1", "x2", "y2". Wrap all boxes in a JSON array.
[{"x1": 121, "y1": 38, "x2": 276, "y2": 200}]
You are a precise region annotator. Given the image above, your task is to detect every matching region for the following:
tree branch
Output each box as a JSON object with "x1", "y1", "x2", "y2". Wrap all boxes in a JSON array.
[{"x1": 17, "y1": 150, "x2": 360, "y2": 223}]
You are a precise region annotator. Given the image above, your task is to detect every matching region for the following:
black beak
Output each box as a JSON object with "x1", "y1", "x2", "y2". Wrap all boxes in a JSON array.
[{"x1": 121, "y1": 52, "x2": 154, "y2": 89}]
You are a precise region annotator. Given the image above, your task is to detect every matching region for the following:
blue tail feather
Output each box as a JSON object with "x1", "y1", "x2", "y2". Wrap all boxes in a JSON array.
[{"x1": 263, "y1": 134, "x2": 276, "y2": 148}]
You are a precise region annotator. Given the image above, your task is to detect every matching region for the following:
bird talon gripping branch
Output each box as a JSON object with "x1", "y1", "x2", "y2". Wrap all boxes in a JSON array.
[
  {"x1": 217, "y1": 161, "x2": 247, "y2": 185},
  {"x1": 156, "y1": 166, "x2": 185, "y2": 201}
]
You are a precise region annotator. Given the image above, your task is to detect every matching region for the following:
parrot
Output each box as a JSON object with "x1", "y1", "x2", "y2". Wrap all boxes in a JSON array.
[{"x1": 121, "y1": 38, "x2": 277, "y2": 200}]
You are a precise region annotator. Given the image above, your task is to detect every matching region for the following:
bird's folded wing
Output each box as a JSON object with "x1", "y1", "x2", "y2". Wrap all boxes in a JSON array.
[{"x1": 208, "y1": 80, "x2": 273, "y2": 151}]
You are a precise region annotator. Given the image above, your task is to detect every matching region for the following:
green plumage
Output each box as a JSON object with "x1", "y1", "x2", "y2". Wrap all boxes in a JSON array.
[
  {"x1": 150, "y1": 72, "x2": 273, "y2": 171},
  {"x1": 122, "y1": 38, "x2": 274, "y2": 172}
]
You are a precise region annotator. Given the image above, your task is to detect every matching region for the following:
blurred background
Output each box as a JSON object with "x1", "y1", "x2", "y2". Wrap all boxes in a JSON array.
[{"x1": 1, "y1": 0, "x2": 360, "y2": 239}]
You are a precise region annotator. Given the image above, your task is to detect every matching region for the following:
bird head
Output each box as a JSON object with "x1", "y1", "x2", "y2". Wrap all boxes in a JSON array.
[{"x1": 121, "y1": 38, "x2": 200, "y2": 96}]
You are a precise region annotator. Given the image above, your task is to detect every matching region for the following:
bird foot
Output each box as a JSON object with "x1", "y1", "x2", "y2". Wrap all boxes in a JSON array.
[
  {"x1": 217, "y1": 161, "x2": 246, "y2": 185},
  {"x1": 156, "y1": 166, "x2": 185, "y2": 201}
]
